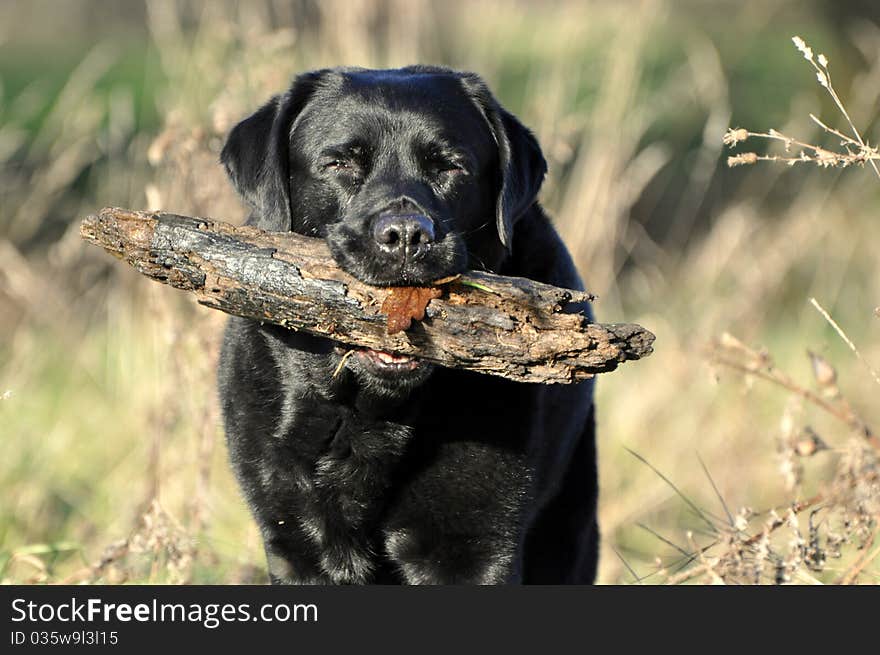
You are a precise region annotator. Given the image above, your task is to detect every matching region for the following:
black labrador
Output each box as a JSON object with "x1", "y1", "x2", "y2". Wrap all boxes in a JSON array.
[{"x1": 218, "y1": 66, "x2": 598, "y2": 584}]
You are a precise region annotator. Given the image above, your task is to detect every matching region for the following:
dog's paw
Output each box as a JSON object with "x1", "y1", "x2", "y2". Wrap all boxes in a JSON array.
[{"x1": 384, "y1": 528, "x2": 514, "y2": 585}]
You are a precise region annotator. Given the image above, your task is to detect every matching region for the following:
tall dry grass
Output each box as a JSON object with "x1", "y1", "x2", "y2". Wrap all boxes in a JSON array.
[{"x1": 1, "y1": 0, "x2": 878, "y2": 584}]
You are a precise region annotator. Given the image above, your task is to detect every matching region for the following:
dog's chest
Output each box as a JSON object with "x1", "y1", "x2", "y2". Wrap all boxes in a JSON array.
[{"x1": 264, "y1": 397, "x2": 416, "y2": 582}]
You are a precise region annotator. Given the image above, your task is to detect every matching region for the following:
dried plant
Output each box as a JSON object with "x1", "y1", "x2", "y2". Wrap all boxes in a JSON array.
[
  {"x1": 647, "y1": 40, "x2": 880, "y2": 583},
  {"x1": 651, "y1": 332, "x2": 880, "y2": 585},
  {"x1": 724, "y1": 36, "x2": 880, "y2": 178},
  {"x1": 55, "y1": 500, "x2": 196, "y2": 585}
]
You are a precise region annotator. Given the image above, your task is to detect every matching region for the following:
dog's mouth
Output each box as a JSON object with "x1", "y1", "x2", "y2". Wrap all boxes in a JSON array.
[
  {"x1": 335, "y1": 345, "x2": 427, "y2": 378},
  {"x1": 354, "y1": 347, "x2": 422, "y2": 372}
]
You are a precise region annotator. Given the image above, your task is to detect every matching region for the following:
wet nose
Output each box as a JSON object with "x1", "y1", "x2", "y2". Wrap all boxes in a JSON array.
[{"x1": 372, "y1": 213, "x2": 435, "y2": 259}]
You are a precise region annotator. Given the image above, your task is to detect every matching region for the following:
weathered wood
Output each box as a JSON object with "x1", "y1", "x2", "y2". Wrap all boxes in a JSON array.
[{"x1": 80, "y1": 207, "x2": 655, "y2": 384}]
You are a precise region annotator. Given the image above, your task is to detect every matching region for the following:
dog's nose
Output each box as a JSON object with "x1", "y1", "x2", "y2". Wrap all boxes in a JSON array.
[{"x1": 372, "y1": 214, "x2": 435, "y2": 258}]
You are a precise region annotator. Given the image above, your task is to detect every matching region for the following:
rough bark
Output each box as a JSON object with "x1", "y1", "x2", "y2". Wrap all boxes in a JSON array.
[{"x1": 80, "y1": 207, "x2": 655, "y2": 384}]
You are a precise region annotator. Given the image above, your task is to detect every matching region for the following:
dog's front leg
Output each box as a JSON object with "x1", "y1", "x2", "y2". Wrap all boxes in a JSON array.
[
  {"x1": 263, "y1": 408, "x2": 415, "y2": 585},
  {"x1": 382, "y1": 443, "x2": 529, "y2": 585}
]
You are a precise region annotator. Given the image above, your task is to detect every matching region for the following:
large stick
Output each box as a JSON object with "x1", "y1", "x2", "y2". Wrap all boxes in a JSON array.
[{"x1": 80, "y1": 208, "x2": 654, "y2": 384}]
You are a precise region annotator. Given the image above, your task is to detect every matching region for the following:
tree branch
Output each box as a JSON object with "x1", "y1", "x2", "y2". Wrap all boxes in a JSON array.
[{"x1": 80, "y1": 208, "x2": 655, "y2": 384}]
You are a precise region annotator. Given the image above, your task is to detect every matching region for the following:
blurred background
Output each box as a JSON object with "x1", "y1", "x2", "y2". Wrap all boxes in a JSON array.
[{"x1": 1, "y1": 0, "x2": 878, "y2": 584}]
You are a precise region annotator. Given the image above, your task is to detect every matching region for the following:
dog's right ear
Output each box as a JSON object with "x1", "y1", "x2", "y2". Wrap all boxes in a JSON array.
[{"x1": 221, "y1": 71, "x2": 324, "y2": 231}]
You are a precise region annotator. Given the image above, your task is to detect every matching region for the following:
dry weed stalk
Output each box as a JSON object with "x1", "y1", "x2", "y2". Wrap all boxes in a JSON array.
[
  {"x1": 708, "y1": 333, "x2": 879, "y2": 452},
  {"x1": 58, "y1": 500, "x2": 195, "y2": 585},
  {"x1": 680, "y1": 34, "x2": 880, "y2": 584},
  {"x1": 663, "y1": 334, "x2": 880, "y2": 584},
  {"x1": 724, "y1": 36, "x2": 880, "y2": 178},
  {"x1": 810, "y1": 297, "x2": 880, "y2": 388}
]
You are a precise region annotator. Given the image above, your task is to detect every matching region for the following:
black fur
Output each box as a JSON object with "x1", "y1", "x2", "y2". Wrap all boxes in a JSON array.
[{"x1": 218, "y1": 66, "x2": 598, "y2": 584}]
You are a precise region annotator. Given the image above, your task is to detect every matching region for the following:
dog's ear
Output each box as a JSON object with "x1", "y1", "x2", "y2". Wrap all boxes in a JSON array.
[
  {"x1": 221, "y1": 72, "x2": 323, "y2": 231},
  {"x1": 460, "y1": 75, "x2": 547, "y2": 248}
]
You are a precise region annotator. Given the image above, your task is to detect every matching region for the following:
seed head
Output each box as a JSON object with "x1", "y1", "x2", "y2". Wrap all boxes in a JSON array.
[
  {"x1": 728, "y1": 152, "x2": 758, "y2": 167},
  {"x1": 793, "y1": 427, "x2": 828, "y2": 457},
  {"x1": 723, "y1": 128, "x2": 750, "y2": 147},
  {"x1": 792, "y1": 36, "x2": 814, "y2": 61},
  {"x1": 807, "y1": 350, "x2": 837, "y2": 388}
]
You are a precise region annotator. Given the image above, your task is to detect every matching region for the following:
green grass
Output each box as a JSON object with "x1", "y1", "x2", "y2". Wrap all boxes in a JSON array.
[{"x1": 0, "y1": 38, "x2": 164, "y2": 141}]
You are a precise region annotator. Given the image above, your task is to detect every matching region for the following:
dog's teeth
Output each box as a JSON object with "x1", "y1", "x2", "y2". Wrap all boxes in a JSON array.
[{"x1": 373, "y1": 350, "x2": 411, "y2": 364}]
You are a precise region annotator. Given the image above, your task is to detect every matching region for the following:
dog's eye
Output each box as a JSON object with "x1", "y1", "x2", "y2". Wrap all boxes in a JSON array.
[
  {"x1": 322, "y1": 158, "x2": 363, "y2": 180},
  {"x1": 322, "y1": 144, "x2": 367, "y2": 171},
  {"x1": 437, "y1": 161, "x2": 466, "y2": 175},
  {"x1": 423, "y1": 150, "x2": 466, "y2": 176}
]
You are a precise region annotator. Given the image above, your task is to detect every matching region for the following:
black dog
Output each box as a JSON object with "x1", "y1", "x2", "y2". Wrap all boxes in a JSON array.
[{"x1": 218, "y1": 66, "x2": 597, "y2": 584}]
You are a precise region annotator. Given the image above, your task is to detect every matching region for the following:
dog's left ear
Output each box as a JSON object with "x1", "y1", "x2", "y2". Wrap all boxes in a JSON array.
[
  {"x1": 221, "y1": 71, "x2": 324, "y2": 231},
  {"x1": 461, "y1": 75, "x2": 548, "y2": 248}
]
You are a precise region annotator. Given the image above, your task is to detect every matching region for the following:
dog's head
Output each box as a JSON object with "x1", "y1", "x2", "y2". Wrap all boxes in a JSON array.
[{"x1": 221, "y1": 66, "x2": 546, "y2": 394}]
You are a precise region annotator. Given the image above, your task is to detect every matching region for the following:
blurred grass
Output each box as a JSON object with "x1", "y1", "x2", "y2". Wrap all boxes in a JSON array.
[{"x1": 1, "y1": 0, "x2": 878, "y2": 584}]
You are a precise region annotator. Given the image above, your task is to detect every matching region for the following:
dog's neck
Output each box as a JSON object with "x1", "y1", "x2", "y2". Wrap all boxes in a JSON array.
[{"x1": 328, "y1": 371, "x2": 427, "y2": 421}]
